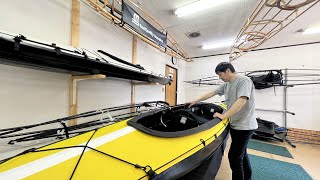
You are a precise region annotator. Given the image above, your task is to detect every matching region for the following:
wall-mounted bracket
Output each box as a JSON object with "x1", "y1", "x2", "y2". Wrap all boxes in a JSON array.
[{"x1": 69, "y1": 74, "x2": 107, "y2": 126}]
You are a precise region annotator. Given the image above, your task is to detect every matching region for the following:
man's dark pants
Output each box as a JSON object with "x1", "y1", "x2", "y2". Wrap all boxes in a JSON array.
[{"x1": 228, "y1": 128, "x2": 255, "y2": 180}]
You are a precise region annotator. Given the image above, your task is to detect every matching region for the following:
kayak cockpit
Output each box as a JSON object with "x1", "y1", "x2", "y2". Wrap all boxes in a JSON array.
[{"x1": 128, "y1": 103, "x2": 225, "y2": 137}]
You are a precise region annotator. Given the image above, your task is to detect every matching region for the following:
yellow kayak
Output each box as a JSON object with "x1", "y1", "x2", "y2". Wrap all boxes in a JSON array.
[{"x1": 0, "y1": 103, "x2": 229, "y2": 179}]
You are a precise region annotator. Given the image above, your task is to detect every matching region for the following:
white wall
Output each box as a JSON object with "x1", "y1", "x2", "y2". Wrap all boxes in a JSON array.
[
  {"x1": 0, "y1": 0, "x2": 73, "y2": 158},
  {"x1": 0, "y1": 0, "x2": 71, "y2": 45},
  {"x1": 135, "y1": 39, "x2": 166, "y2": 103},
  {"x1": 0, "y1": 0, "x2": 185, "y2": 157},
  {"x1": 185, "y1": 55, "x2": 228, "y2": 104},
  {"x1": 77, "y1": 2, "x2": 133, "y2": 112},
  {"x1": 0, "y1": 0, "x2": 71, "y2": 129},
  {"x1": 78, "y1": 2, "x2": 185, "y2": 111},
  {"x1": 185, "y1": 44, "x2": 320, "y2": 131},
  {"x1": 0, "y1": 65, "x2": 69, "y2": 129},
  {"x1": 177, "y1": 60, "x2": 187, "y2": 104},
  {"x1": 235, "y1": 44, "x2": 320, "y2": 131}
]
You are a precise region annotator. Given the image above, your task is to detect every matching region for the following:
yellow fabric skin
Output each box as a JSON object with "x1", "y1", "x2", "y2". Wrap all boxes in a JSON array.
[{"x1": 0, "y1": 117, "x2": 228, "y2": 180}]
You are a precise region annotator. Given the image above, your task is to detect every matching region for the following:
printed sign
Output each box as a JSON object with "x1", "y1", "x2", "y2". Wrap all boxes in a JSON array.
[{"x1": 122, "y1": 1, "x2": 167, "y2": 47}]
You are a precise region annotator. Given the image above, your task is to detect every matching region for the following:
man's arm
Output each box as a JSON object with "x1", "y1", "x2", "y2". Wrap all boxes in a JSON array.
[
  {"x1": 213, "y1": 96, "x2": 247, "y2": 119},
  {"x1": 188, "y1": 91, "x2": 216, "y2": 108}
]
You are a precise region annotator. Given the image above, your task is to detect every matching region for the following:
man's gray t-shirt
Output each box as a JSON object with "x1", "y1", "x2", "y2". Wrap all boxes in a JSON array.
[{"x1": 214, "y1": 75, "x2": 258, "y2": 130}]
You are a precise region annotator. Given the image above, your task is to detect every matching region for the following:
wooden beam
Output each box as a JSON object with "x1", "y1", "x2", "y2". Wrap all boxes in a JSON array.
[
  {"x1": 131, "y1": 35, "x2": 137, "y2": 112},
  {"x1": 71, "y1": 0, "x2": 80, "y2": 47},
  {"x1": 69, "y1": 0, "x2": 80, "y2": 126},
  {"x1": 132, "y1": 82, "x2": 159, "y2": 86},
  {"x1": 69, "y1": 75, "x2": 77, "y2": 126},
  {"x1": 69, "y1": 74, "x2": 107, "y2": 126},
  {"x1": 72, "y1": 74, "x2": 106, "y2": 80},
  {"x1": 83, "y1": 0, "x2": 189, "y2": 60},
  {"x1": 132, "y1": 35, "x2": 137, "y2": 64}
]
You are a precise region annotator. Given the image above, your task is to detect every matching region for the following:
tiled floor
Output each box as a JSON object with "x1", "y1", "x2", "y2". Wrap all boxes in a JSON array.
[{"x1": 215, "y1": 139, "x2": 320, "y2": 180}]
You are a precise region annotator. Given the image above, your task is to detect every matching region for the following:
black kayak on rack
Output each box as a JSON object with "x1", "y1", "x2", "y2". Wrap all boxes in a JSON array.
[{"x1": 0, "y1": 34, "x2": 171, "y2": 85}]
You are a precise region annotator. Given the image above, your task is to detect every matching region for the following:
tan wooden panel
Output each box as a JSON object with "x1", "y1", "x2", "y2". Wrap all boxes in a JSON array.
[
  {"x1": 165, "y1": 65, "x2": 177, "y2": 106},
  {"x1": 71, "y1": 0, "x2": 80, "y2": 47},
  {"x1": 131, "y1": 35, "x2": 137, "y2": 112}
]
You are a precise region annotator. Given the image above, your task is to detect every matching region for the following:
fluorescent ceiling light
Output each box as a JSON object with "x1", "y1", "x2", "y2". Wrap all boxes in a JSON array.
[
  {"x1": 175, "y1": 0, "x2": 233, "y2": 17},
  {"x1": 302, "y1": 26, "x2": 320, "y2": 35},
  {"x1": 202, "y1": 40, "x2": 234, "y2": 50}
]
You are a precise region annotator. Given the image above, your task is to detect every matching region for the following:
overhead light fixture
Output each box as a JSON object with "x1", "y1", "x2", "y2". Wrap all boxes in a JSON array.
[
  {"x1": 174, "y1": 0, "x2": 233, "y2": 17},
  {"x1": 202, "y1": 40, "x2": 234, "y2": 50},
  {"x1": 302, "y1": 26, "x2": 320, "y2": 35}
]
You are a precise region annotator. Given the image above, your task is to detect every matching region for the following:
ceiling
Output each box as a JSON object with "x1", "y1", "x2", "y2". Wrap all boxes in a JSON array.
[{"x1": 130, "y1": 0, "x2": 320, "y2": 58}]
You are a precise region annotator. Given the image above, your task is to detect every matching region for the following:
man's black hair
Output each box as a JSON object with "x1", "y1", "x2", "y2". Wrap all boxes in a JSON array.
[{"x1": 215, "y1": 62, "x2": 235, "y2": 74}]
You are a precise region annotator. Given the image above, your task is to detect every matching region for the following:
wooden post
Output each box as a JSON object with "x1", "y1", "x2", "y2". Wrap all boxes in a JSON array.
[
  {"x1": 69, "y1": 0, "x2": 80, "y2": 126},
  {"x1": 71, "y1": 0, "x2": 80, "y2": 47},
  {"x1": 69, "y1": 76, "x2": 78, "y2": 126},
  {"x1": 132, "y1": 36, "x2": 137, "y2": 65},
  {"x1": 131, "y1": 35, "x2": 137, "y2": 112}
]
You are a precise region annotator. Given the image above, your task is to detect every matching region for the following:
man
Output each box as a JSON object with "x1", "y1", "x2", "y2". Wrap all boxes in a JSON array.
[{"x1": 188, "y1": 62, "x2": 258, "y2": 180}]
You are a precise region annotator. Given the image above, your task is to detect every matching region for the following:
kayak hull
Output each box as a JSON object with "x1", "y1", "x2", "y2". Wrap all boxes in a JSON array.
[{"x1": 0, "y1": 103, "x2": 229, "y2": 179}]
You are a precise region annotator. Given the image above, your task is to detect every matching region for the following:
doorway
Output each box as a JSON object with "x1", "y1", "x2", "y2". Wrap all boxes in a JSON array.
[{"x1": 165, "y1": 65, "x2": 177, "y2": 106}]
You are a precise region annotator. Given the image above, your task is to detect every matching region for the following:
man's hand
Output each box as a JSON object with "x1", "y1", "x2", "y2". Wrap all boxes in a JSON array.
[
  {"x1": 187, "y1": 92, "x2": 216, "y2": 108},
  {"x1": 214, "y1": 97, "x2": 247, "y2": 120},
  {"x1": 188, "y1": 101, "x2": 197, "y2": 108},
  {"x1": 213, "y1": 112, "x2": 227, "y2": 120}
]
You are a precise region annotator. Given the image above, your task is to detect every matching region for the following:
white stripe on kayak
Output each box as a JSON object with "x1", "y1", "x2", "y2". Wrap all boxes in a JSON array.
[{"x1": 0, "y1": 126, "x2": 136, "y2": 180}]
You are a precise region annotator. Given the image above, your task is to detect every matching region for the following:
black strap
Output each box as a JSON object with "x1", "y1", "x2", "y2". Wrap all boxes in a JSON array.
[
  {"x1": 200, "y1": 139, "x2": 206, "y2": 146},
  {"x1": 52, "y1": 43, "x2": 62, "y2": 55},
  {"x1": 144, "y1": 165, "x2": 157, "y2": 178},
  {"x1": 98, "y1": 50, "x2": 145, "y2": 70},
  {"x1": 13, "y1": 35, "x2": 26, "y2": 51},
  {"x1": 69, "y1": 130, "x2": 97, "y2": 179},
  {"x1": 82, "y1": 51, "x2": 89, "y2": 60},
  {"x1": 60, "y1": 122, "x2": 69, "y2": 138},
  {"x1": 0, "y1": 148, "x2": 36, "y2": 164}
]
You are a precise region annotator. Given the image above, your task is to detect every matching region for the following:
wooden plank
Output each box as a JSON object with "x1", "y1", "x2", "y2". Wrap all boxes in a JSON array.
[
  {"x1": 130, "y1": 82, "x2": 135, "y2": 113},
  {"x1": 131, "y1": 35, "x2": 137, "y2": 112},
  {"x1": 132, "y1": 35, "x2": 137, "y2": 64},
  {"x1": 132, "y1": 82, "x2": 158, "y2": 86},
  {"x1": 103, "y1": 0, "x2": 109, "y2": 8},
  {"x1": 71, "y1": 0, "x2": 80, "y2": 47},
  {"x1": 72, "y1": 74, "x2": 106, "y2": 80},
  {"x1": 69, "y1": 76, "x2": 77, "y2": 126}
]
